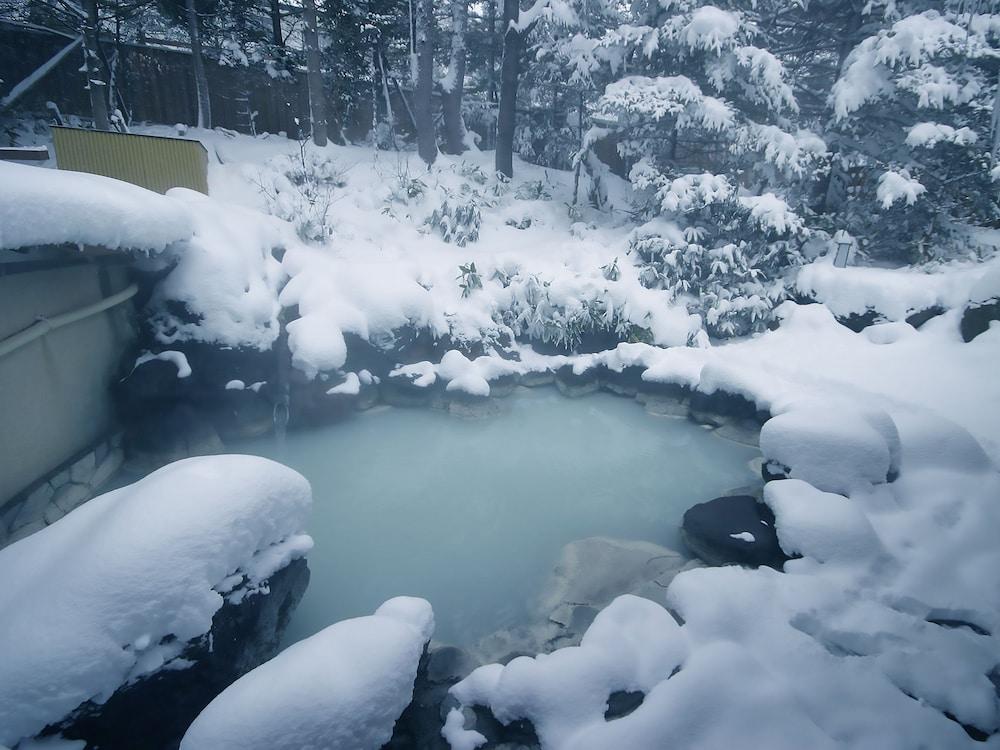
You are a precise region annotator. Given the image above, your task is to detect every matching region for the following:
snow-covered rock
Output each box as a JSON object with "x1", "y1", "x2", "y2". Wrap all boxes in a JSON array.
[
  {"x1": 961, "y1": 264, "x2": 1000, "y2": 342},
  {"x1": 759, "y1": 404, "x2": 899, "y2": 494},
  {"x1": 0, "y1": 162, "x2": 193, "y2": 252},
  {"x1": 180, "y1": 597, "x2": 434, "y2": 750},
  {"x1": 0, "y1": 455, "x2": 313, "y2": 747},
  {"x1": 764, "y1": 479, "x2": 882, "y2": 564},
  {"x1": 681, "y1": 494, "x2": 786, "y2": 568}
]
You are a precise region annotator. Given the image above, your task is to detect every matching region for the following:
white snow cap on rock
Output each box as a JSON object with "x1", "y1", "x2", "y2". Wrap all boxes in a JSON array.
[
  {"x1": 0, "y1": 455, "x2": 312, "y2": 747},
  {"x1": 180, "y1": 597, "x2": 434, "y2": 750},
  {"x1": 759, "y1": 403, "x2": 899, "y2": 494},
  {"x1": 0, "y1": 161, "x2": 193, "y2": 252},
  {"x1": 764, "y1": 479, "x2": 882, "y2": 564}
]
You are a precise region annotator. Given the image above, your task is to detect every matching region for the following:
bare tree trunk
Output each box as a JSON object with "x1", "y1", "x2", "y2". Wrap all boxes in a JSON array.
[
  {"x1": 185, "y1": 0, "x2": 212, "y2": 129},
  {"x1": 414, "y1": 0, "x2": 437, "y2": 165},
  {"x1": 82, "y1": 0, "x2": 110, "y2": 130},
  {"x1": 302, "y1": 0, "x2": 328, "y2": 146},
  {"x1": 992, "y1": 68, "x2": 1000, "y2": 164},
  {"x1": 441, "y1": 0, "x2": 468, "y2": 154},
  {"x1": 269, "y1": 0, "x2": 283, "y2": 47},
  {"x1": 487, "y1": 0, "x2": 497, "y2": 105},
  {"x1": 495, "y1": 0, "x2": 521, "y2": 179}
]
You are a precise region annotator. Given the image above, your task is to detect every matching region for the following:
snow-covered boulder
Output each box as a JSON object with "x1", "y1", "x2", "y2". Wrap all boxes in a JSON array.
[
  {"x1": 180, "y1": 597, "x2": 434, "y2": 750},
  {"x1": 0, "y1": 162, "x2": 193, "y2": 252},
  {"x1": 0, "y1": 455, "x2": 313, "y2": 748},
  {"x1": 759, "y1": 404, "x2": 900, "y2": 493},
  {"x1": 764, "y1": 479, "x2": 882, "y2": 564},
  {"x1": 960, "y1": 265, "x2": 1000, "y2": 342},
  {"x1": 449, "y1": 595, "x2": 687, "y2": 750}
]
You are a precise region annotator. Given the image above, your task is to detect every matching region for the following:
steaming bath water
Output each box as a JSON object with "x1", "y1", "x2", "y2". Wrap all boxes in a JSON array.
[{"x1": 234, "y1": 387, "x2": 759, "y2": 647}]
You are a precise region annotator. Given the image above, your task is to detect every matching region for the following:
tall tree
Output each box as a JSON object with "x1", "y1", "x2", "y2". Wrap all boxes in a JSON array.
[
  {"x1": 441, "y1": 0, "x2": 468, "y2": 154},
  {"x1": 495, "y1": 0, "x2": 520, "y2": 177},
  {"x1": 269, "y1": 0, "x2": 283, "y2": 46},
  {"x1": 185, "y1": 0, "x2": 212, "y2": 128},
  {"x1": 302, "y1": 0, "x2": 328, "y2": 146},
  {"x1": 414, "y1": 0, "x2": 438, "y2": 164},
  {"x1": 82, "y1": 0, "x2": 111, "y2": 130}
]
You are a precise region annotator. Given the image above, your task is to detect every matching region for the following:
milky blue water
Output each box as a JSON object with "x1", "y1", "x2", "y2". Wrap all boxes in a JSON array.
[{"x1": 233, "y1": 387, "x2": 759, "y2": 647}]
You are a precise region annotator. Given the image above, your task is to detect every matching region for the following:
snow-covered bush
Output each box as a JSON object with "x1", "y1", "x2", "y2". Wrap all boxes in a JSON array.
[
  {"x1": 427, "y1": 198, "x2": 482, "y2": 246},
  {"x1": 255, "y1": 140, "x2": 345, "y2": 243},
  {"x1": 628, "y1": 186, "x2": 807, "y2": 337}
]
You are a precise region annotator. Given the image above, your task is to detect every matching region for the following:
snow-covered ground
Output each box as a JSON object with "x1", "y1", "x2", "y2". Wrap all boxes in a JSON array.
[{"x1": 2, "y1": 127, "x2": 999, "y2": 748}]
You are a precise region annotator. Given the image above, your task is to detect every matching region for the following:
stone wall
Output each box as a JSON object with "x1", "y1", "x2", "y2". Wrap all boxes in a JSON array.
[
  {"x1": 0, "y1": 254, "x2": 136, "y2": 546},
  {"x1": 0, "y1": 431, "x2": 125, "y2": 549}
]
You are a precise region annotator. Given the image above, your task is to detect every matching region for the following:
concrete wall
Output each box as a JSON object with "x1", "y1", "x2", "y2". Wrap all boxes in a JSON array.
[{"x1": 0, "y1": 259, "x2": 135, "y2": 506}]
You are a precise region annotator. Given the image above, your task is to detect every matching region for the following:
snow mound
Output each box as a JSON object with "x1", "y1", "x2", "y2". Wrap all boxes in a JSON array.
[
  {"x1": 0, "y1": 455, "x2": 313, "y2": 747},
  {"x1": 759, "y1": 404, "x2": 899, "y2": 493},
  {"x1": 764, "y1": 479, "x2": 882, "y2": 564},
  {"x1": 148, "y1": 189, "x2": 288, "y2": 352},
  {"x1": 451, "y1": 595, "x2": 686, "y2": 749},
  {"x1": 449, "y1": 418, "x2": 1000, "y2": 748},
  {"x1": 180, "y1": 597, "x2": 433, "y2": 750},
  {"x1": 0, "y1": 162, "x2": 193, "y2": 252},
  {"x1": 795, "y1": 256, "x2": 988, "y2": 321}
]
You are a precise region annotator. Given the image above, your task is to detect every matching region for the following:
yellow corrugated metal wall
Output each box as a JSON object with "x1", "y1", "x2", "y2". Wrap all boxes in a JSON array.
[{"x1": 51, "y1": 127, "x2": 209, "y2": 194}]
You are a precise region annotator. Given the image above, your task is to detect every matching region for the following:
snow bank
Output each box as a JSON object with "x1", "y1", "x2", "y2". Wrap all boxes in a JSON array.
[
  {"x1": 451, "y1": 595, "x2": 686, "y2": 749},
  {"x1": 180, "y1": 597, "x2": 433, "y2": 750},
  {"x1": 148, "y1": 189, "x2": 288, "y2": 351},
  {"x1": 0, "y1": 162, "x2": 193, "y2": 252},
  {"x1": 796, "y1": 257, "x2": 990, "y2": 320},
  {"x1": 0, "y1": 455, "x2": 312, "y2": 747},
  {"x1": 764, "y1": 479, "x2": 882, "y2": 564},
  {"x1": 449, "y1": 410, "x2": 1000, "y2": 748}
]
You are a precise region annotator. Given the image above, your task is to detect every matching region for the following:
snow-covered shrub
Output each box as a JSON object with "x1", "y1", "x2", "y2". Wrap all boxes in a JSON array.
[
  {"x1": 457, "y1": 261, "x2": 483, "y2": 297},
  {"x1": 500, "y1": 271, "x2": 651, "y2": 350},
  {"x1": 255, "y1": 140, "x2": 345, "y2": 243},
  {"x1": 628, "y1": 184, "x2": 807, "y2": 337},
  {"x1": 427, "y1": 198, "x2": 482, "y2": 246},
  {"x1": 515, "y1": 178, "x2": 553, "y2": 201}
]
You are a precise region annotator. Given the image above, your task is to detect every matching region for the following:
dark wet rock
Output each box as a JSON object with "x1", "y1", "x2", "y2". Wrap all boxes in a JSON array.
[
  {"x1": 446, "y1": 389, "x2": 502, "y2": 418},
  {"x1": 601, "y1": 365, "x2": 646, "y2": 397},
  {"x1": 688, "y1": 389, "x2": 766, "y2": 426},
  {"x1": 519, "y1": 370, "x2": 554, "y2": 387},
  {"x1": 762, "y1": 459, "x2": 790, "y2": 482},
  {"x1": 554, "y1": 365, "x2": 600, "y2": 397},
  {"x1": 605, "y1": 690, "x2": 645, "y2": 720},
  {"x1": 487, "y1": 372, "x2": 520, "y2": 398},
  {"x1": 467, "y1": 706, "x2": 542, "y2": 750},
  {"x1": 212, "y1": 386, "x2": 275, "y2": 441},
  {"x1": 384, "y1": 646, "x2": 481, "y2": 750},
  {"x1": 288, "y1": 370, "x2": 358, "y2": 427},
  {"x1": 681, "y1": 495, "x2": 789, "y2": 568},
  {"x1": 55, "y1": 558, "x2": 310, "y2": 750},
  {"x1": 118, "y1": 356, "x2": 193, "y2": 408},
  {"x1": 123, "y1": 403, "x2": 225, "y2": 475},
  {"x1": 905, "y1": 305, "x2": 946, "y2": 329},
  {"x1": 836, "y1": 309, "x2": 885, "y2": 333},
  {"x1": 960, "y1": 299, "x2": 1000, "y2": 342},
  {"x1": 382, "y1": 371, "x2": 438, "y2": 407}
]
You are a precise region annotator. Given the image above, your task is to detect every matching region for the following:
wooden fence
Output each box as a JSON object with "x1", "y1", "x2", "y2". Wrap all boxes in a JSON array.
[{"x1": 0, "y1": 21, "x2": 311, "y2": 137}]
